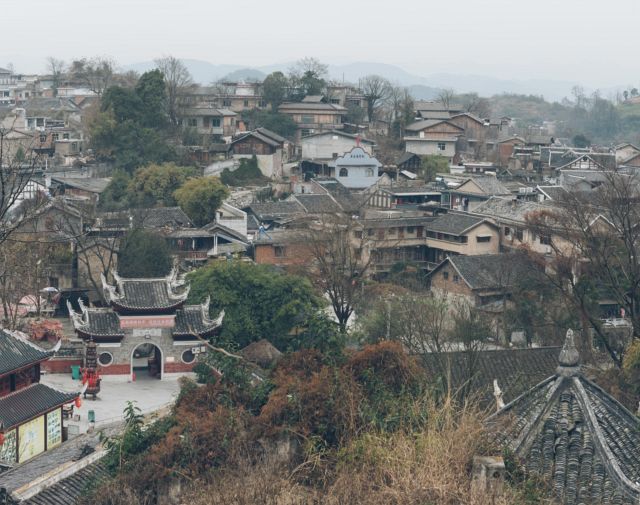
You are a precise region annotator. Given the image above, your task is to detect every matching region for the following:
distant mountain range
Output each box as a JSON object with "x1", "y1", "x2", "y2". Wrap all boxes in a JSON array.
[{"x1": 124, "y1": 59, "x2": 582, "y2": 102}]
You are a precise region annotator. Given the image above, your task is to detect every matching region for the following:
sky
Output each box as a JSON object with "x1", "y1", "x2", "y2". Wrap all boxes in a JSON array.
[{"x1": 2, "y1": 0, "x2": 639, "y2": 89}]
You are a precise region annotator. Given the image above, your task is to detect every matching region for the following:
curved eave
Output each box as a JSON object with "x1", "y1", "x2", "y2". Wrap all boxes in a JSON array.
[
  {"x1": 0, "y1": 355, "x2": 53, "y2": 380},
  {"x1": 172, "y1": 326, "x2": 220, "y2": 341},
  {"x1": 110, "y1": 301, "x2": 185, "y2": 314},
  {"x1": 76, "y1": 329, "x2": 124, "y2": 342}
]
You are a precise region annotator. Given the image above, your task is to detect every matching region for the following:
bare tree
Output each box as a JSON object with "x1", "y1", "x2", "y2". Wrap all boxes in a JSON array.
[
  {"x1": 289, "y1": 57, "x2": 328, "y2": 80},
  {"x1": 437, "y1": 88, "x2": 455, "y2": 110},
  {"x1": 154, "y1": 55, "x2": 194, "y2": 128},
  {"x1": 46, "y1": 57, "x2": 66, "y2": 97},
  {"x1": 303, "y1": 215, "x2": 373, "y2": 332},
  {"x1": 360, "y1": 75, "x2": 391, "y2": 124},
  {"x1": 0, "y1": 124, "x2": 45, "y2": 246},
  {"x1": 69, "y1": 57, "x2": 115, "y2": 95},
  {"x1": 525, "y1": 172, "x2": 640, "y2": 366}
]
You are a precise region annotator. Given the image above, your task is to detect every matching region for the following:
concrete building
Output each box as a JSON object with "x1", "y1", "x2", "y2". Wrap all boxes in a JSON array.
[
  {"x1": 404, "y1": 119, "x2": 464, "y2": 162},
  {"x1": 331, "y1": 147, "x2": 382, "y2": 189},
  {"x1": 300, "y1": 130, "x2": 375, "y2": 160}
]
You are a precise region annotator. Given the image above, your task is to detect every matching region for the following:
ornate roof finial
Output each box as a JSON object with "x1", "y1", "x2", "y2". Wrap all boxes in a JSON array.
[{"x1": 558, "y1": 328, "x2": 580, "y2": 369}]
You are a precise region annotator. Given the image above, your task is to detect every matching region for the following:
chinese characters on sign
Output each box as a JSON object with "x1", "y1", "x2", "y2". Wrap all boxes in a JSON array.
[{"x1": 119, "y1": 315, "x2": 175, "y2": 329}]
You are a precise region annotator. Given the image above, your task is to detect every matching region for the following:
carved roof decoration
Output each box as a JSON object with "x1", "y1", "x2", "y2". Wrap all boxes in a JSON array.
[
  {"x1": 101, "y1": 269, "x2": 189, "y2": 313},
  {"x1": 488, "y1": 329, "x2": 640, "y2": 504},
  {"x1": 68, "y1": 296, "x2": 224, "y2": 341}
]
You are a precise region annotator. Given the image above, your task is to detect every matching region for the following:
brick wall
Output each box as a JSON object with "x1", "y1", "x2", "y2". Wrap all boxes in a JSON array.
[{"x1": 42, "y1": 359, "x2": 82, "y2": 374}]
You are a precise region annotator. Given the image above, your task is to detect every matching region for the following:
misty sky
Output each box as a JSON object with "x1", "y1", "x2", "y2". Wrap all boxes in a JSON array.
[{"x1": 3, "y1": 0, "x2": 639, "y2": 88}]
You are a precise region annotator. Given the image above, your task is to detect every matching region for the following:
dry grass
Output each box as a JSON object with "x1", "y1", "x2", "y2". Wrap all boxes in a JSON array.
[{"x1": 179, "y1": 398, "x2": 547, "y2": 505}]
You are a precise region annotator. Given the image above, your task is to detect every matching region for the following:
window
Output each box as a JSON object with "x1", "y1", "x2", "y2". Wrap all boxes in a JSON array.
[
  {"x1": 354, "y1": 231, "x2": 363, "y2": 239},
  {"x1": 223, "y1": 99, "x2": 232, "y2": 107},
  {"x1": 52, "y1": 133, "x2": 59, "y2": 141},
  {"x1": 98, "y1": 352, "x2": 113, "y2": 366},
  {"x1": 453, "y1": 274, "x2": 460, "y2": 283},
  {"x1": 301, "y1": 115, "x2": 315, "y2": 124},
  {"x1": 443, "y1": 271, "x2": 449, "y2": 280},
  {"x1": 515, "y1": 229, "x2": 524, "y2": 241},
  {"x1": 388, "y1": 227, "x2": 396, "y2": 235},
  {"x1": 39, "y1": 134, "x2": 46, "y2": 143},
  {"x1": 63, "y1": 133, "x2": 69, "y2": 140},
  {"x1": 539, "y1": 235, "x2": 551, "y2": 245},
  {"x1": 504, "y1": 226, "x2": 511, "y2": 237},
  {"x1": 476, "y1": 236, "x2": 491, "y2": 243},
  {"x1": 181, "y1": 350, "x2": 196, "y2": 364},
  {"x1": 243, "y1": 99, "x2": 249, "y2": 107},
  {"x1": 274, "y1": 245, "x2": 287, "y2": 258},
  {"x1": 258, "y1": 100, "x2": 267, "y2": 108},
  {"x1": 188, "y1": 118, "x2": 197, "y2": 127},
  {"x1": 301, "y1": 129, "x2": 312, "y2": 137},
  {"x1": 330, "y1": 98, "x2": 340, "y2": 104},
  {"x1": 366, "y1": 168, "x2": 374, "y2": 177},
  {"x1": 211, "y1": 118, "x2": 221, "y2": 127},
  {"x1": 437, "y1": 142, "x2": 446, "y2": 151},
  {"x1": 339, "y1": 167, "x2": 349, "y2": 177},
  {"x1": 407, "y1": 227, "x2": 415, "y2": 233},
  {"x1": 367, "y1": 228, "x2": 374, "y2": 237}
]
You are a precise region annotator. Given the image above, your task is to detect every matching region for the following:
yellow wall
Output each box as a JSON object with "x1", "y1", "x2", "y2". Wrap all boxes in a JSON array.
[{"x1": 19, "y1": 415, "x2": 45, "y2": 462}]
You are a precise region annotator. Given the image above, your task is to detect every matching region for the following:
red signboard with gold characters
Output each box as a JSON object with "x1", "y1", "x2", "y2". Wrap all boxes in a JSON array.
[{"x1": 119, "y1": 315, "x2": 176, "y2": 329}]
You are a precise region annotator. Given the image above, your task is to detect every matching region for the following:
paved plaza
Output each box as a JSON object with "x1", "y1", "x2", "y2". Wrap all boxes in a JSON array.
[{"x1": 41, "y1": 372, "x2": 195, "y2": 433}]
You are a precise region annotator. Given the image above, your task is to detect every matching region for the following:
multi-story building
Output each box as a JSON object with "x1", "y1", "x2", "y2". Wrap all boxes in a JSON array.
[{"x1": 278, "y1": 99, "x2": 346, "y2": 141}]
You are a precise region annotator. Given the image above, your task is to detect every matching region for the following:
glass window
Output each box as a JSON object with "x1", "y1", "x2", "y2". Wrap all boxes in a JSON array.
[
  {"x1": 339, "y1": 167, "x2": 349, "y2": 177},
  {"x1": 437, "y1": 142, "x2": 446, "y2": 151}
]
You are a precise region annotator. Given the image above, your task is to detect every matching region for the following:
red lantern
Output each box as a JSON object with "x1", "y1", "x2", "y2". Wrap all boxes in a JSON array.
[
  {"x1": 75, "y1": 396, "x2": 82, "y2": 408},
  {"x1": 0, "y1": 421, "x2": 5, "y2": 446}
]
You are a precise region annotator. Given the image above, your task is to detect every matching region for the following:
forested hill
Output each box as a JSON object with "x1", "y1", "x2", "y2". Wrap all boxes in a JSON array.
[{"x1": 487, "y1": 93, "x2": 640, "y2": 145}]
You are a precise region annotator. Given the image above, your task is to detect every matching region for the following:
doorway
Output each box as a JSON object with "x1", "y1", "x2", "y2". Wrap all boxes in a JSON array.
[{"x1": 131, "y1": 343, "x2": 163, "y2": 380}]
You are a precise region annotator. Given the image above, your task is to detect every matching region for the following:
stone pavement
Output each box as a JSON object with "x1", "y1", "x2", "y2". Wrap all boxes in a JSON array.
[{"x1": 41, "y1": 373, "x2": 194, "y2": 433}]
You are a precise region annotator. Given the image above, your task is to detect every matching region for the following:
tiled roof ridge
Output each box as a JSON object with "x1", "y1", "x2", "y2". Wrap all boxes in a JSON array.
[
  {"x1": 3, "y1": 330, "x2": 51, "y2": 355},
  {"x1": 571, "y1": 378, "x2": 640, "y2": 497}
]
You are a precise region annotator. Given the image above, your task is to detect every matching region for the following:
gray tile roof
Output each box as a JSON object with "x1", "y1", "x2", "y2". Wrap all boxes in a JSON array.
[
  {"x1": 22, "y1": 460, "x2": 108, "y2": 505},
  {"x1": 471, "y1": 197, "x2": 548, "y2": 223},
  {"x1": 173, "y1": 305, "x2": 223, "y2": 338},
  {"x1": 489, "y1": 336, "x2": 640, "y2": 503},
  {"x1": 427, "y1": 213, "x2": 486, "y2": 235},
  {"x1": 293, "y1": 194, "x2": 342, "y2": 214},
  {"x1": 537, "y1": 185, "x2": 568, "y2": 201},
  {"x1": 421, "y1": 347, "x2": 561, "y2": 407},
  {"x1": 50, "y1": 177, "x2": 111, "y2": 194},
  {"x1": 0, "y1": 331, "x2": 51, "y2": 377},
  {"x1": 0, "y1": 383, "x2": 77, "y2": 430},
  {"x1": 71, "y1": 308, "x2": 124, "y2": 340},
  {"x1": 0, "y1": 427, "x2": 119, "y2": 499},
  {"x1": 95, "y1": 207, "x2": 193, "y2": 230},
  {"x1": 459, "y1": 176, "x2": 511, "y2": 195},
  {"x1": 405, "y1": 119, "x2": 448, "y2": 132},
  {"x1": 278, "y1": 102, "x2": 346, "y2": 112},
  {"x1": 247, "y1": 201, "x2": 305, "y2": 222},
  {"x1": 102, "y1": 271, "x2": 189, "y2": 313},
  {"x1": 441, "y1": 253, "x2": 528, "y2": 290},
  {"x1": 364, "y1": 216, "x2": 433, "y2": 229}
]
